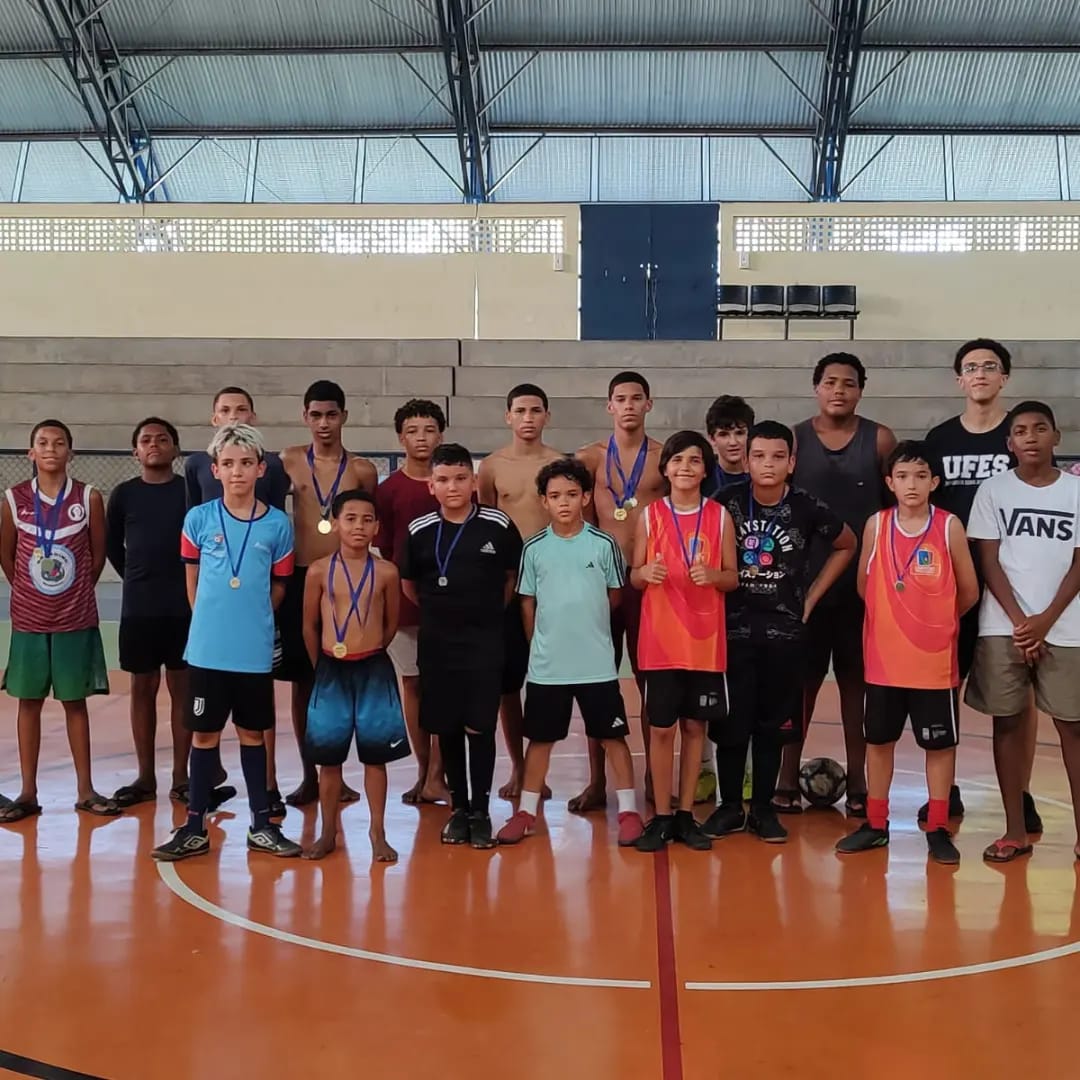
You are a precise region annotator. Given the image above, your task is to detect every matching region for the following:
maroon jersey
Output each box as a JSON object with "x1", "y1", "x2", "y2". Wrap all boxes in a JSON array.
[
  {"x1": 375, "y1": 468, "x2": 439, "y2": 628},
  {"x1": 6, "y1": 478, "x2": 98, "y2": 633}
]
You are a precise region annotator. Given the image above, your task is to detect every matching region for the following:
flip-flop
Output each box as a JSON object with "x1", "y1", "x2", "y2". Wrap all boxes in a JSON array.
[
  {"x1": 0, "y1": 799, "x2": 42, "y2": 823},
  {"x1": 771, "y1": 788, "x2": 804, "y2": 815},
  {"x1": 169, "y1": 783, "x2": 189, "y2": 803},
  {"x1": 113, "y1": 784, "x2": 156, "y2": 808},
  {"x1": 74, "y1": 796, "x2": 122, "y2": 817},
  {"x1": 983, "y1": 838, "x2": 1033, "y2": 863},
  {"x1": 0, "y1": 794, "x2": 11, "y2": 811},
  {"x1": 209, "y1": 785, "x2": 237, "y2": 811}
]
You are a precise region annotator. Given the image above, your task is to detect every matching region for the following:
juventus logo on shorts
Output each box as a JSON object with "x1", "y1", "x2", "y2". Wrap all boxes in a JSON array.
[{"x1": 193, "y1": 697, "x2": 205, "y2": 717}]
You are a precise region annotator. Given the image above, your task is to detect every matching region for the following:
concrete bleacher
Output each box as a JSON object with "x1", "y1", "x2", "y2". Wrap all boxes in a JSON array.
[{"x1": 1, "y1": 337, "x2": 1077, "y2": 457}]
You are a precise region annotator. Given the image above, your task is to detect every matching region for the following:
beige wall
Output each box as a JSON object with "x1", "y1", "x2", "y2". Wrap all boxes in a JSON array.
[
  {"x1": 720, "y1": 202, "x2": 1080, "y2": 341},
  {"x1": 0, "y1": 204, "x2": 578, "y2": 340}
]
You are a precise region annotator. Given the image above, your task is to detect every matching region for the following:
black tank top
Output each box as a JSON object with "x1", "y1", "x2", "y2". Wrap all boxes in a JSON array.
[{"x1": 793, "y1": 416, "x2": 884, "y2": 603}]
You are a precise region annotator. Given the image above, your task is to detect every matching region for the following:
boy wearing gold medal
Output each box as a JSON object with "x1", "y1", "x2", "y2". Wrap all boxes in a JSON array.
[{"x1": 301, "y1": 489, "x2": 408, "y2": 862}]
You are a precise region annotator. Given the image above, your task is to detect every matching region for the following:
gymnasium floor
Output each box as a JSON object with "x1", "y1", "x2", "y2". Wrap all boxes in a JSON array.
[{"x1": 0, "y1": 674, "x2": 1077, "y2": 1079}]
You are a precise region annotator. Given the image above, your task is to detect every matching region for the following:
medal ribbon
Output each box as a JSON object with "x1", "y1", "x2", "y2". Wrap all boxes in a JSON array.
[
  {"x1": 605, "y1": 436, "x2": 649, "y2": 510},
  {"x1": 217, "y1": 498, "x2": 258, "y2": 584},
  {"x1": 307, "y1": 446, "x2": 348, "y2": 521},
  {"x1": 32, "y1": 479, "x2": 67, "y2": 558},
  {"x1": 748, "y1": 488, "x2": 787, "y2": 539},
  {"x1": 329, "y1": 553, "x2": 374, "y2": 645},
  {"x1": 435, "y1": 507, "x2": 477, "y2": 583},
  {"x1": 889, "y1": 507, "x2": 934, "y2": 588},
  {"x1": 664, "y1": 498, "x2": 706, "y2": 570}
]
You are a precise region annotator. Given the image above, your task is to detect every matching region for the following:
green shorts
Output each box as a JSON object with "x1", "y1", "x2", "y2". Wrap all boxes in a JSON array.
[{"x1": 3, "y1": 628, "x2": 109, "y2": 702}]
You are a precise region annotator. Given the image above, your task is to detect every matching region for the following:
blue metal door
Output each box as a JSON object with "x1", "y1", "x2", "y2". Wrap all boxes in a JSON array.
[
  {"x1": 579, "y1": 205, "x2": 652, "y2": 340},
  {"x1": 649, "y1": 204, "x2": 718, "y2": 341}
]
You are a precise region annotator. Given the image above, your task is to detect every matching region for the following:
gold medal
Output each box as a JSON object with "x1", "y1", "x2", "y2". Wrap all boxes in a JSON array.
[
  {"x1": 317, "y1": 518, "x2": 332, "y2": 535},
  {"x1": 32, "y1": 547, "x2": 43, "y2": 559},
  {"x1": 625, "y1": 497, "x2": 638, "y2": 510},
  {"x1": 613, "y1": 507, "x2": 628, "y2": 522},
  {"x1": 332, "y1": 642, "x2": 347, "y2": 659},
  {"x1": 229, "y1": 577, "x2": 241, "y2": 589}
]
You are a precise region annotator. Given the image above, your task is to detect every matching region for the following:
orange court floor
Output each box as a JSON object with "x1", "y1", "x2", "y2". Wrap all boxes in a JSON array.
[{"x1": 0, "y1": 679, "x2": 1078, "y2": 1080}]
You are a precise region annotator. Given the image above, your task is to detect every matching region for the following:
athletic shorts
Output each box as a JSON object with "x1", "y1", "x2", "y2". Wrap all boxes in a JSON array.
[
  {"x1": 306, "y1": 650, "x2": 411, "y2": 767},
  {"x1": 273, "y1": 567, "x2": 313, "y2": 683},
  {"x1": 502, "y1": 595, "x2": 529, "y2": 695},
  {"x1": 717, "y1": 638, "x2": 804, "y2": 747},
  {"x1": 957, "y1": 605, "x2": 979, "y2": 683},
  {"x1": 186, "y1": 665, "x2": 275, "y2": 734},
  {"x1": 804, "y1": 592, "x2": 865, "y2": 686},
  {"x1": 965, "y1": 636, "x2": 1080, "y2": 722},
  {"x1": 865, "y1": 684, "x2": 959, "y2": 750},
  {"x1": 119, "y1": 615, "x2": 189, "y2": 675},
  {"x1": 523, "y1": 680, "x2": 629, "y2": 742},
  {"x1": 387, "y1": 625, "x2": 419, "y2": 678},
  {"x1": 419, "y1": 665, "x2": 501, "y2": 736},
  {"x1": 2, "y1": 628, "x2": 108, "y2": 702},
  {"x1": 611, "y1": 582, "x2": 642, "y2": 676},
  {"x1": 644, "y1": 669, "x2": 728, "y2": 730}
]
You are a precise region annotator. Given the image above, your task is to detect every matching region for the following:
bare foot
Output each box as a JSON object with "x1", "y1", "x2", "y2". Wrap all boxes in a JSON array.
[
  {"x1": 644, "y1": 775, "x2": 655, "y2": 806},
  {"x1": 419, "y1": 780, "x2": 451, "y2": 804},
  {"x1": 340, "y1": 783, "x2": 361, "y2": 804},
  {"x1": 370, "y1": 830, "x2": 398, "y2": 862},
  {"x1": 498, "y1": 770, "x2": 524, "y2": 800},
  {"x1": 302, "y1": 836, "x2": 337, "y2": 860},
  {"x1": 401, "y1": 780, "x2": 423, "y2": 805},
  {"x1": 568, "y1": 784, "x2": 607, "y2": 813},
  {"x1": 285, "y1": 781, "x2": 319, "y2": 808}
]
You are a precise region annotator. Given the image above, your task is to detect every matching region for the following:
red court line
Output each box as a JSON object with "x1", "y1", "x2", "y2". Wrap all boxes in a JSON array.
[{"x1": 652, "y1": 847, "x2": 684, "y2": 1080}]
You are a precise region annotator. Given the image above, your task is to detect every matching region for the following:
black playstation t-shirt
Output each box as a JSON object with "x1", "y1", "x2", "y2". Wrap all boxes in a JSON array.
[
  {"x1": 924, "y1": 415, "x2": 1013, "y2": 526},
  {"x1": 717, "y1": 482, "x2": 844, "y2": 643},
  {"x1": 399, "y1": 506, "x2": 523, "y2": 672}
]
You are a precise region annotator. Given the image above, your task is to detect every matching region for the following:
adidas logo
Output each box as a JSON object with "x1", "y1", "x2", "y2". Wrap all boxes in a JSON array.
[
  {"x1": 611, "y1": 717, "x2": 626, "y2": 728},
  {"x1": 480, "y1": 541, "x2": 496, "y2": 554},
  {"x1": 585, "y1": 561, "x2": 595, "y2": 569}
]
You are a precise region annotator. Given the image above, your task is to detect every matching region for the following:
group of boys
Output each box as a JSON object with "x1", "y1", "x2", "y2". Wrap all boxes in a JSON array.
[{"x1": 2, "y1": 339, "x2": 1078, "y2": 869}]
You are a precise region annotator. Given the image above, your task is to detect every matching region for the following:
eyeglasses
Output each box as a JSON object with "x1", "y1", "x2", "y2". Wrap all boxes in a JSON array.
[{"x1": 960, "y1": 361, "x2": 1003, "y2": 376}]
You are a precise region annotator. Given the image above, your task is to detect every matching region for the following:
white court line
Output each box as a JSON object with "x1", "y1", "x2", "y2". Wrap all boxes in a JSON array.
[{"x1": 157, "y1": 863, "x2": 651, "y2": 990}]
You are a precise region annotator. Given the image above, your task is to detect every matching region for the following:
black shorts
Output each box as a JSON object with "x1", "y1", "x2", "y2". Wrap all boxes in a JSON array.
[
  {"x1": 957, "y1": 604, "x2": 979, "y2": 682},
  {"x1": 523, "y1": 680, "x2": 629, "y2": 743},
  {"x1": 185, "y1": 665, "x2": 276, "y2": 734},
  {"x1": 864, "y1": 684, "x2": 959, "y2": 751},
  {"x1": 273, "y1": 567, "x2": 313, "y2": 684},
  {"x1": 611, "y1": 582, "x2": 642, "y2": 676},
  {"x1": 118, "y1": 615, "x2": 189, "y2": 675},
  {"x1": 717, "y1": 638, "x2": 804, "y2": 747},
  {"x1": 645, "y1": 669, "x2": 729, "y2": 730},
  {"x1": 502, "y1": 595, "x2": 529, "y2": 695},
  {"x1": 804, "y1": 593, "x2": 864, "y2": 686},
  {"x1": 419, "y1": 665, "x2": 502, "y2": 736}
]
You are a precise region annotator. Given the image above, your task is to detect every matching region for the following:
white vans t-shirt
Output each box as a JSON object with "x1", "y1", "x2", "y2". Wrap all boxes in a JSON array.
[{"x1": 967, "y1": 469, "x2": 1080, "y2": 646}]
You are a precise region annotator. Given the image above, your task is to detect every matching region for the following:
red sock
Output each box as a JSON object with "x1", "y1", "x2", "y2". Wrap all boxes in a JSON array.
[
  {"x1": 867, "y1": 797, "x2": 889, "y2": 830},
  {"x1": 926, "y1": 798, "x2": 949, "y2": 832}
]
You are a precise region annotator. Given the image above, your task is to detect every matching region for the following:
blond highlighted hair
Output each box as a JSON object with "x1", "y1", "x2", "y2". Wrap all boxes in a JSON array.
[{"x1": 208, "y1": 422, "x2": 266, "y2": 462}]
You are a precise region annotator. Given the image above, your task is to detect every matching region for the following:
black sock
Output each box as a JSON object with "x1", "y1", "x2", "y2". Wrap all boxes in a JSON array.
[
  {"x1": 186, "y1": 746, "x2": 216, "y2": 834},
  {"x1": 240, "y1": 743, "x2": 271, "y2": 831},
  {"x1": 751, "y1": 736, "x2": 782, "y2": 813},
  {"x1": 440, "y1": 730, "x2": 469, "y2": 811},
  {"x1": 466, "y1": 730, "x2": 496, "y2": 815},
  {"x1": 716, "y1": 741, "x2": 749, "y2": 807}
]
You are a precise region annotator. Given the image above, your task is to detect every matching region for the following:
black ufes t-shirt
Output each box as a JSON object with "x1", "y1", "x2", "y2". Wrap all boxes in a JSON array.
[
  {"x1": 399, "y1": 507, "x2": 523, "y2": 672},
  {"x1": 717, "y1": 483, "x2": 844, "y2": 643},
  {"x1": 924, "y1": 415, "x2": 1013, "y2": 526}
]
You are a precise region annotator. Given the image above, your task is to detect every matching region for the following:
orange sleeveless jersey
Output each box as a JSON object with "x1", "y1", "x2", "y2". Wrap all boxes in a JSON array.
[
  {"x1": 637, "y1": 498, "x2": 727, "y2": 673},
  {"x1": 863, "y1": 507, "x2": 958, "y2": 689}
]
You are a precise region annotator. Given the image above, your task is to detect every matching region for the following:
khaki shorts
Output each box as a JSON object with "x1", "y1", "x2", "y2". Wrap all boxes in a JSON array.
[
  {"x1": 964, "y1": 636, "x2": 1080, "y2": 721},
  {"x1": 387, "y1": 626, "x2": 419, "y2": 679}
]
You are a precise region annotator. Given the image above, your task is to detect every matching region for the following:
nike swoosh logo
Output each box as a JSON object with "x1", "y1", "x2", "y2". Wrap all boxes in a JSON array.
[{"x1": 390, "y1": 739, "x2": 405, "y2": 748}]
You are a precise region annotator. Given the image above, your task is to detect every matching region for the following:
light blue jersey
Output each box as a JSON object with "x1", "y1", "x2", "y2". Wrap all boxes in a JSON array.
[
  {"x1": 517, "y1": 523, "x2": 624, "y2": 685},
  {"x1": 181, "y1": 499, "x2": 294, "y2": 673}
]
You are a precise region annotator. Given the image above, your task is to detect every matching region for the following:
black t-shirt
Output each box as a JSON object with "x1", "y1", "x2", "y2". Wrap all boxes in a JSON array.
[
  {"x1": 184, "y1": 450, "x2": 290, "y2": 511},
  {"x1": 105, "y1": 475, "x2": 190, "y2": 619},
  {"x1": 924, "y1": 415, "x2": 1013, "y2": 526},
  {"x1": 399, "y1": 507, "x2": 523, "y2": 672},
  {"x1": 717, "y1": 482, "x2": 844, "y2": 642},
  {"x1": 702, "y1": 467, "x2": 750, "y2": 499}
]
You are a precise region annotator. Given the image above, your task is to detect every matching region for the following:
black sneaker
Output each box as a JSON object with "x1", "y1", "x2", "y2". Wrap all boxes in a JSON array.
[
  {"x1": 441, "y1": 808, "x2": 471, "y2": 845},
  {"x1": 267, "y1": 789, "x2": 287, "y2": 821},
  {"x1": 635, "y1": 814, "x2": 674, "y2": 852},
  {"x1": 702, "y1": 803, "x2": 746, "y2": 839},
  {"x1": 926, "y1": 827, "x2": 960, "y2": 865},
  {"x1": 673, "y1": 811, "x2": 713, "y2": 851},
  {"x1": 748, "y1": 810, "x2": 788, "y2": 844},
  {"x1": 917, "y1": 785, "x2": 964, "y2": 824},
  {"x1": 836, "y1": 821, "x2": 889, "y2": 854},
  {"x1": 151, "y1": 826, "x2": 210, "y2": 862},
  {"x1": 468, "y1": 812, "x2": 496, "y2": 850},
  {"x1": 247, "y1": 824, "x2": 302, "y2": 857},
  {"x1": 1023, "y1": 791, "x2": 1044, "y2": 835}
]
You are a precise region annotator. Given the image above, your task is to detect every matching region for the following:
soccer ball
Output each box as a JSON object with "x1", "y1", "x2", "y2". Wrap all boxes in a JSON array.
[{"x1": 798, "y1": 757, "x2": 847, "y2": 808}]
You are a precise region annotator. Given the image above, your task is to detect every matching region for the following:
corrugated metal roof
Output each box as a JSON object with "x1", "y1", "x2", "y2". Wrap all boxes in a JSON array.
[
  {"x1": 597, "y1": 136, "x2": 703, "y2": 200},
  {"x1": 0, "y1": 1, "x2": 55, "y2": 50},
  {"x1": 710, "y1": 137, "x2": 812, "y2": 200},
  {"x1": 0, "y1": 59, "x2": 93, "y2": 132},
  {"x1": 952, "y1": 134, "x2": 1061, "y2": 200},
  {"x1": 253, "y1": 138, "x2": 359, "y2": 203},
  {"x1": 852, "y1": 51, "x2": 1080, "y2": 129},
  {"x1": 154, "y1": 138, "x2": 252, "y2": 202},
  {"x1": 489, "y1": 136, "x2": 592, "y2": 202},
  {"x1": 0, "y1": 143, "x2": 21, "y2": 201},
  {"x1": 840, "y1": 135, "x2": 947, "y2": 200},
  {"x1": 864, "y1": 0, "x2": 1080, "y2": 45},
  {"x1": 20, "y1": 141, "x2": 119, "y2": 202},
  {"x1": 361, "y1": 136, "x2": 463, "y2": 202},
  {"x1": 485, "y1": 50, "x2": 821, "y2": 129}
]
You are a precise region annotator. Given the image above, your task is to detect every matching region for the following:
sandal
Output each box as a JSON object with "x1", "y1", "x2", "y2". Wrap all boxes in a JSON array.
[
  {"x1": 983, "y1": 838, "x2": 1033, "y2": 864},
  {"x1": 845, "y1": 793, "x2": 868, "y2": 818},
  {"x1": 771, "y1": 788, "x2": 804, "y2": 815},
  {"x1": 169, "y1": 783, "x2": 189, "y2": 804},
  {"x1": 0, "y1": 794, "x2": 11, "y2": 811},
  {"x1": 74, "y1": 796, "x2": 122, "y2": 817},
  {"x1": 0, "y1": 799, "x2": 42, "y2": 823},
  {"x1": 113, "y1": 784, "x2": 156, "y2": 808},
  {"x1": 209, "y1": 785, "x2": 237, "y2": 811}
]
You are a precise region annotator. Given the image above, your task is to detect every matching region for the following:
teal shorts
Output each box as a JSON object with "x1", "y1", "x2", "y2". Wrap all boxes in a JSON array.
[{"x1": 3, "y1": 628, "x2": 109, "y2": 702}]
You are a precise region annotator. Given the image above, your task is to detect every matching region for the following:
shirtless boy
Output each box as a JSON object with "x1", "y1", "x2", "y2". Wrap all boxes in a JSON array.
[
  {"x1": 573, "y1": 371, "x2": 665, "y2": 809},
  {"x1": 477, "y1": 383, "x2": 563, "y2": 799}
]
